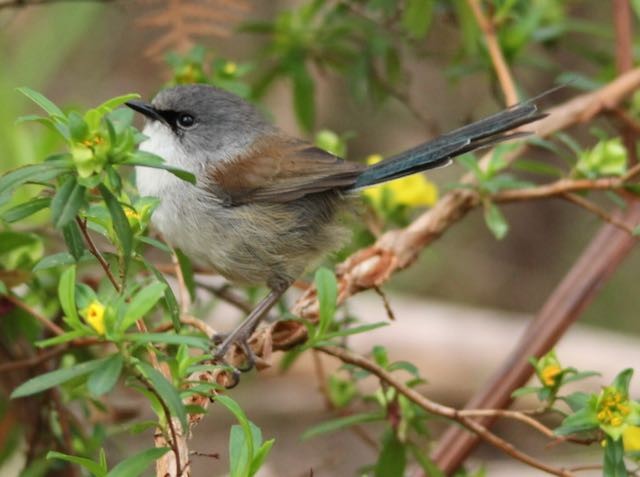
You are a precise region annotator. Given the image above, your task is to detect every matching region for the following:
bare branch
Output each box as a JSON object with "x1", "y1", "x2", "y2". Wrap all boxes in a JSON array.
[{"x1": 317, "y1": 346, "x2": 575, "y2": 477}]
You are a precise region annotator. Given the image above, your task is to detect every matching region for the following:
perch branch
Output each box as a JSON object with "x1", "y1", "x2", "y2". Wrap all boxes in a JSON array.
[{"x1": 76, "y1": 217, "x2": 121, "y2": 293}]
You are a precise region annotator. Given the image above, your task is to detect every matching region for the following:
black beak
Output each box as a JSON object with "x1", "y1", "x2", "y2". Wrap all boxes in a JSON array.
[{"x1": 125, "y1": 100, "x2": 165, "y2": 124}]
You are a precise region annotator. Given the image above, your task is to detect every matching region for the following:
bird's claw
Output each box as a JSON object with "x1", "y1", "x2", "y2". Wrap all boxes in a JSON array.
[{"x1": 211, "y1": 332, "x2": 257, "y2": 388}]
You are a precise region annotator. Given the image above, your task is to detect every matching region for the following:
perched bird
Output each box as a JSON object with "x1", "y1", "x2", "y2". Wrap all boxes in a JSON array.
[{"x1": 126, "y1": 85, "x2": 545, "y2": 377}]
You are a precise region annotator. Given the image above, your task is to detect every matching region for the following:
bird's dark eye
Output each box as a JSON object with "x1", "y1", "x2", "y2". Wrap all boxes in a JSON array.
[{"x1": 177, "y1": 113, "x2": 195, "y2": 128}]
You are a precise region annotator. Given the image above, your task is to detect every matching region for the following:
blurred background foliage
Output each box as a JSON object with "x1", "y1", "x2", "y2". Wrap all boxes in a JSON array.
[{"x1": 1, "y1": 0, "x2": 638, "y2": 334}]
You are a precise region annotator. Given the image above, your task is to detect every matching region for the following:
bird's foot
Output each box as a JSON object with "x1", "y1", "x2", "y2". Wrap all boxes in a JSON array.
[{"x1": 211, "y1": 331, "x2": 257, "y2": 389}]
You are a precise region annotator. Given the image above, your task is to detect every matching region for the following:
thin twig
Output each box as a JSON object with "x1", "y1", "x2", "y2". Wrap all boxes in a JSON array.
[
  {"x1": 492, "y1": 177, "x2": 633, "y2": 202},
  {"x1": 3, "y1": 294, "x2": 65, "y2": 336},
  {"x1": 317, "y1": 346, "x2": 574, "y2": 477},
  {"x1": 372, "y1": 286, "x2": 396, "y2": 321},
  {"x1": 142, "y1": 378, "x2": 184, "y2": 477},
  {"x1": 466, "y1": 0, "x2": 518, "y2": 105},
  {"x1": 311, "y1": 350, "x2": 379, "y2": 451},
  {"x1": 195, "y1": 280, "x2": 254, "y2": 314},
  {"x1": 172, "y1": 250, "x2": 191, "y2": 315},
  {"x1": 561, "y1": 193, "x2": 635, "y2": 234},
  {"x1": 76, "y1": 217, "x2": 121, "y2": 293},
  {"x1": 0, "y1": 338, "x2": 99, "y2": 372}
]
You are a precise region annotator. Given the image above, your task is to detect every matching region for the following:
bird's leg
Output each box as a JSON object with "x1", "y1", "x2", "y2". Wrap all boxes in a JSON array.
[{"x1": 212, "y1": 285, "x2": 288, "y2": 379}]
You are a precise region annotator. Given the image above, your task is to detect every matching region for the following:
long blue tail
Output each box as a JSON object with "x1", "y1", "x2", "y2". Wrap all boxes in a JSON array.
[{"x1": 353, "y1": 99, "x2": 546, "y2": 189}]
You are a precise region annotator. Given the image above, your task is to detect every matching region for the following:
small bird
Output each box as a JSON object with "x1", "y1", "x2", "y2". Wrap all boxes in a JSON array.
[{"x1": 126, "y1": 85, "x2": 545, "y2": 375}]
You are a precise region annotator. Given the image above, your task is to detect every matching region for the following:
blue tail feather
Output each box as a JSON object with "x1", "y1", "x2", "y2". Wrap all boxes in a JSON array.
[{"x1": 353, "y1": 98, "x2": 546, "y2": 189}]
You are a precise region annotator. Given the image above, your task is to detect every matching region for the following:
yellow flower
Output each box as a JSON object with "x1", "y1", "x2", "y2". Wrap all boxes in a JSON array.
[
  {"x1": 362, "y1": 154, "x2": 438, "y2": 209},
  {"x1": 623, "y1": 426, "x2": 640, "y2": 452},
  {"x1": 124, "y1": 208, "x2": 140, "y2": 220},
  {"x1": 223, "y1": 61, "x2": 237, "y2": 75},
  {"x1": 597, "y1": 388, "x2": 631, "y2": 427},
  {"x1": 540, "y1": 364, "x2": 562, "y2": 387},
  {"x1": 85, "y1": 300, "x2": 106, "y2": 335}
]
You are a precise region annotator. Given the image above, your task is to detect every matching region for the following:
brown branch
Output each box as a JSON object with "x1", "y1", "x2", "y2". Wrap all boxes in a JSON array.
[
  {"x1": 311, "y1": 350, "x2": 379, "y2": 452},
  {"x1": 0, "y1": 338, "x2": 99, "y2": 372},
  {"x1": 195, "y1": 280, "x2": 254, "y2": 315},
  {"x1": 3, "y1": 293, "x2": 65, "y2": 336},
  {"x1": 143, "y1": 378, "x2": 185, "y2": 477},
  {"x1": 76, "y1": 218, "x2": 121, "y2": 293},
  {"x1": 172, "y1": 250, "x2": 190, "y2": 315},
  {"x1": 561, "y1": 192, "x2": 635, "y2": 234},
  {"x1": 317, "y1": 346, "x2": 575, "y2": 477},
  {"x1": 466, "y1": 0, "x2": 518, "y2": 106},
  {"x1": 492, "y1": 177, "x2": 633, "y2": 202}
]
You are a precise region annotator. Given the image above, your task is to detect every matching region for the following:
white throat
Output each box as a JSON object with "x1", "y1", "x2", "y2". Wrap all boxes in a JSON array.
[{"x1": 136, "y1": 122, "x2": 188, "y2": 198}]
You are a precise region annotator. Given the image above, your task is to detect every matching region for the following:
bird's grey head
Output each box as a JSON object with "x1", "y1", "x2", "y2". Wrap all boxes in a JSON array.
[{"x1": 126, "y1": 84, "x2": 272, "y2": 164}]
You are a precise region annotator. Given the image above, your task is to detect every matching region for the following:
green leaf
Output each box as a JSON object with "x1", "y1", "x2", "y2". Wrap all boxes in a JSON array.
[
  {"x1": 0, "y1": 160, "x2": 71, "y2": 196},
  {"x1": 511, "y1": 386, "x2": 540, "y2": 398},
  {"x1": 87, "y1": 354, "x2": 123, "y2": 396},
  {"x1": 126, "y1": 333, "x2": 210, "y2": 350},
  {"x1": 99, "y1": 184, "x2": 133, "y2": 259},
  {"x1": 512, "y1": 158, "x2": 563, "y2": 177},
  {"x1": 561, "y1": 392, "x2": 590, "y2": 413},
  {"x1": 137, "y1": 362, "x2": 187, "y2": 430},
  {"x1": 106, "y1": 447, "x2": 169, "y2": 477},
  {"x1": 229, "y1": 423, "x2": 260, "y2": 477},
  {"x1": 36, "y1": 329, "x2": 87, "y2": 348},
  {"x1": 291, "y1": 63, "x2": 315, "y2": 132},
  {"x1": 68, "y1": 111, "x2": 89, "y2": 142},
  {"x1": 175, "y1": 248, "x2": 196, "y2": 302},
  {"x1": 119, "y1": 282, "x2": 166, "y2": 331},
  {"x1": 402, "y1": 0, "x2": 434, "y2": 38},
  {"x1": 33, "y1": 252, "x2": 76, "y2": 271},
  {"x1": 315, "y1": 268, "x2": 337, "y2": 338},
  {"x1": 409, "y1": 443, "x2": 444, "y2": 477},
  {"x1": 217, "y1": 394, "x2": 255, "y2": 477},
  {"x1": 250, "y1": 439, "x2": 275, "y2": 476},
  {"x1": 11, "y1": 357, "x2": 108, "y2": 398},
  {"x1": 375, "y1": 431, "x2": 406, "y2": 477},
  {"x1": 555, "y1": 406, "x2": 599, "y2": 436},
  {"x1": 612, "y1": 368, "x2": 633, "y2": 394},
  {"x1": 94, "y1": 93, "x2": 141, "y2": 117},
  {"x1": 51, "y1": 176, "x2": 86, "y2": 229},
  {"x1": 318, "y1": 322, "x2": 388, "y2": 342},
  {"x1": 125, "y1": 152, "x2": 196, "y2": 184},
  {"x1": 603, "y1": 436, "x2": 628, "y2": 477},
  {"x1": 483, "y1": 201, "x2": 509, "y2": 240},
  {"x1": 58, "y1": 265, "x2": 81, "y2": 328},
  {"x1": 144, "y1": 259, "x2": 181, "y2": 331},
  {"x1": 302, "y1": 411, "x2": 384, "y2": 439},
  {"x1": 17, "y1": 87, "x2": 65, "y2": 118},
  {"x1": 561, "y1": 371, "x2": 600, "y2": 385},
  {"x1": 457, "y1": 154, "x2": 484, "y2": 179},
  {"x1": 47, "y1": 451, "x2": 107, "y2": 477},
  {"x1": 62, "y1": 220, "x2": 86, "y2": 260},
  {"x1": 1, "y1": 197, "x2": 51, "y2": 223}
]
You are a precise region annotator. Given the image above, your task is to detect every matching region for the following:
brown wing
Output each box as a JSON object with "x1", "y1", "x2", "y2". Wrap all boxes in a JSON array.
[{"x1": 206, "y1": 135, "x2": 365, "y2": 206}]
